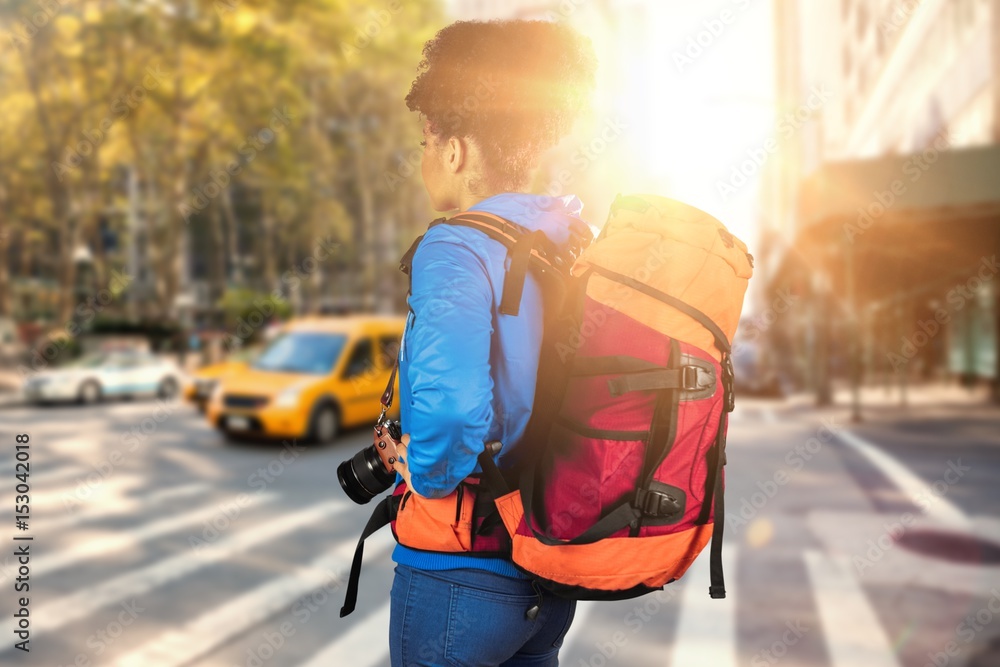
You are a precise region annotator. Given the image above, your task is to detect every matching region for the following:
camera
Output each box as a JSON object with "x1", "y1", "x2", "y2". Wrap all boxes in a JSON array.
[{"x1": 337, "y1": 418, "x2": 402, "y2": 504}]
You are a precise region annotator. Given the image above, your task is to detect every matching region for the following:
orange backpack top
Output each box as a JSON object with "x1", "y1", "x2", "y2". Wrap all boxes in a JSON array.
[{"x1": 485, "y1": 194, "x2": 752, "y2": 600}]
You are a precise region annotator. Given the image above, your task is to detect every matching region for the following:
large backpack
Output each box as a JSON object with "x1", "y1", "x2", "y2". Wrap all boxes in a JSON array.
[
  {"x1": 339, "y1": 194, "x2": 752, "y2": 616},
  {"x1": 483, "y1": 193, "x2": 753, "y2": 600}
]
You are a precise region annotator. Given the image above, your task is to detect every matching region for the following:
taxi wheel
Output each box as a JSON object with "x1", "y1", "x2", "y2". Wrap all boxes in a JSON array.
[
  {"x1": 157, "y1": 377, "x2": 179, "y2": 400},
  {"x1": 78, "y1": 380, "x2": 102, "y2": 405},
  {"x1": 309, "y1": 403, "x2": 340, "y2": 445}
]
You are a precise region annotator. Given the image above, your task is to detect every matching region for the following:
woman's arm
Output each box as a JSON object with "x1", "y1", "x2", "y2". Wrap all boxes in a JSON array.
[{"x1": 399, "y1": 237, "x2": 495, "y2": 499}]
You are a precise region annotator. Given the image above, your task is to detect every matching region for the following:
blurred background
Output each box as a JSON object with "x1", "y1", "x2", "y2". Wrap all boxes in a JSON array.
[{"x1": 1, "y1": 0, "x2": 999, "y2": 666}]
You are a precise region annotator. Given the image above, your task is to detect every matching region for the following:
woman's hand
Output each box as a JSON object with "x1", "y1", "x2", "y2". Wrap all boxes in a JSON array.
[{"x1": 393, "y1": 433, "x2": 420, "y2": 495}]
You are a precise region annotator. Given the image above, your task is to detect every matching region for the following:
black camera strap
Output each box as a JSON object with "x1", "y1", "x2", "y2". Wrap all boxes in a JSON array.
[{"x1": 340, "y1": 494, "x2": 397, "y2": 618}]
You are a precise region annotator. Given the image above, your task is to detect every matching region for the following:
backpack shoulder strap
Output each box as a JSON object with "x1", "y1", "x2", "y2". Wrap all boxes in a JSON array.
[{"x1": 403, "y1": 212, "x2": 575, "y2": 317}]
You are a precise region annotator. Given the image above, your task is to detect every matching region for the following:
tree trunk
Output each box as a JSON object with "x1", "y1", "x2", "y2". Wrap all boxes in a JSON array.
[{"x1": 0, "y1": 182, "x2": 9, "y2": 318}]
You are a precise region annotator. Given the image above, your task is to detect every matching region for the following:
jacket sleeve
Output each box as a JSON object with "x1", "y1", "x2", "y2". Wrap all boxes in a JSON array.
[{"x1": 403, "y1": 237, "x2": 495, "y2": 499}]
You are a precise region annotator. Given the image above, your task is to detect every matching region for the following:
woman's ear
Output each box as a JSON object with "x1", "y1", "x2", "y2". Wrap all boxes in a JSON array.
[{"x1": 446, "y1": 136, "x2": 466, "y2": 174}]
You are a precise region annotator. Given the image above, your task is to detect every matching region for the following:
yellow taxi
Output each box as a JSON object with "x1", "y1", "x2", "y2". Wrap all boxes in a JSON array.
[
  {"x1": 184, "y1": 348, "x2": 259, "y2": 412},
  {"x1": 205, "y1": 316, "x2": 404, "y2": 443}
]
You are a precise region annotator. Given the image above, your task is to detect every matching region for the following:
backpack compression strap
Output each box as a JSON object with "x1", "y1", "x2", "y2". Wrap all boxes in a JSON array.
[
  {"x1": 494, "y1": 262, "x2": 734, "y2": 599},
  {"x1": 588, "y1": 264, "x2": 733, "y2": 599}
]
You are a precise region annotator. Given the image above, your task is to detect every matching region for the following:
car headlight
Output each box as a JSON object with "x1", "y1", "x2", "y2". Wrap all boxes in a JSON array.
[{"x1": 274, "y1": 388, "x2": 302, "y2": 408}]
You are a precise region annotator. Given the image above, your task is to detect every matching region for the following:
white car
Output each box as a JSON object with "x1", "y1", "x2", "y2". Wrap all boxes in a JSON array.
[{"x1": 23, "y1": 352, "x2": 185, "y2": 405}]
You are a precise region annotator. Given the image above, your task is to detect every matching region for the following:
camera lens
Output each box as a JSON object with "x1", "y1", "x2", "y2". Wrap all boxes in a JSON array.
[{"x1": 337, "y1": 445, "x2": 397, "y2": 505}]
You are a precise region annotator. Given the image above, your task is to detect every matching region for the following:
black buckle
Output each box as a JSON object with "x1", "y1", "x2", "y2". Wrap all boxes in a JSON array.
[
  {"x1": 681, "y1": 366, "x2": 700, "y2": 391},
  {"x1": 635, "y1": 488, "x2": 682, "y2": 518},
  {"x1": 722, "y1": 354, "x2": 736, "y2": 412}
]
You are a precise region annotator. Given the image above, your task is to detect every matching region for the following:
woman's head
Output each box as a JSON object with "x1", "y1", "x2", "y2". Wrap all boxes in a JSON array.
[{"x1": 407, "y1": 20, "x2": 597, "y2": 211}]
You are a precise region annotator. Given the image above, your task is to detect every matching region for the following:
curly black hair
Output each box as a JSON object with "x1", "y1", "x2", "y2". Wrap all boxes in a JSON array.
[{"x1": 406, "y1": 20, "x2": 598, "y2": 193}]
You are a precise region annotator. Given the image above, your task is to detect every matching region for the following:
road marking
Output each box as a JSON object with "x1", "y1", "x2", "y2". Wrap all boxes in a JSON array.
[
  {"x1": 0, "y1": 498, "x2": 350, "y2": 642},
  {"x1": 33, "y1": 492, "x2": 278, "y2": 576},
  {"x1": 114, "y1": 533, "x2": 394, "y2": 667},
  {"x1": 297, "y1": 598, "x2": 393, "y2": 667},
  {"x1": 671, "y1": 546, "x2": 738, "y2": 667},
  {"x1": 42, "y1": 483, "x2": 209, "y2": 531},
  {"x1": 804, "y1": 550, "x2": 900, "y2": 667},
  {"x1": 838, "y1": 430, "x2": 970, "y2": 529}
]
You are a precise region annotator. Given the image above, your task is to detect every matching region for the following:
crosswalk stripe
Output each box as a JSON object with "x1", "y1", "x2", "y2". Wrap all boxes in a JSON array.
[
  {"x1": 42, "y1": 483, "x2": 209, "y2": 532},
  {"x1": 670, "y1": 546, "x2": 738, "y2": 667},
  {"x1": 33, "y1": 492, "x2": 278, "y2": 576},
  {"x1": 804, "y1": 550, "x2": 900, "y2": 667},
  {"x1": 837, "y1": 430, "x2": 970, "y2": 529},
  {"x1": 0, "y1": 498, "x2": 350, "y2": 642},
  {"x1": 297, "y1": 599, "x2": 393, "y2": 667},
  {"x1": 114, "y1": 533, "x2": 395, "y2": 667}
]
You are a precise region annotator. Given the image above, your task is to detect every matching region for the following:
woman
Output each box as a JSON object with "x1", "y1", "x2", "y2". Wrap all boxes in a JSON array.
[{"x1": 389, "y1": 19, "x2": 598, "y2": 667}]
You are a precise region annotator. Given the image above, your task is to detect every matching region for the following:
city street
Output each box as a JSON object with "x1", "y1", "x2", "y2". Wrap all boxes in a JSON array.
[{"x1": 1, "y1": 396, "x2": 999, "y2": 667}]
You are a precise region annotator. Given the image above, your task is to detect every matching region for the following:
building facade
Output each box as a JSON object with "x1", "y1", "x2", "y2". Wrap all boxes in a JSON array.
[{"x1": 764, "y1": 0, "x2": 1000, "y2": 403}]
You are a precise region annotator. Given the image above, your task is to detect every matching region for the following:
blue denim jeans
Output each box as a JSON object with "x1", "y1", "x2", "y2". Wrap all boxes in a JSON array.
[{"x1": 389, "y1": 565, "x2": 577, "y2": 666}]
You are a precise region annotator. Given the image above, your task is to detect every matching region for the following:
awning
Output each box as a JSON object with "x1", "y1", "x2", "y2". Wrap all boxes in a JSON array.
[
  {"x1": 797, "y1": 144, "x2": 1000, "y2": 239},
  {"x1": 773, "y1": 145, "x2": 1000, "y2": 306}
]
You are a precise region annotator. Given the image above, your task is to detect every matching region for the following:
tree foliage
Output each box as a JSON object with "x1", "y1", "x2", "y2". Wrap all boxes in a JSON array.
[{"x1": 0, "y1": 0, "x2": 441, "y2": 325}]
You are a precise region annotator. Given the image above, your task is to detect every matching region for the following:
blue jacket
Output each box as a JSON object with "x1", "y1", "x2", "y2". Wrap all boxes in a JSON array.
[{"x1": 392, "y1": 193, "x2": 591, "y2": 577}]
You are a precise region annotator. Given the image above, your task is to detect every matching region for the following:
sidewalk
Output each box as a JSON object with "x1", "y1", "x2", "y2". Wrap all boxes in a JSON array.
[
  {"x1": 777, "y1": 381, "x2": 1000, "y2": 448},
  {"x1": 782, "y1": 380, "x2": 996, "y2": 414}
]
